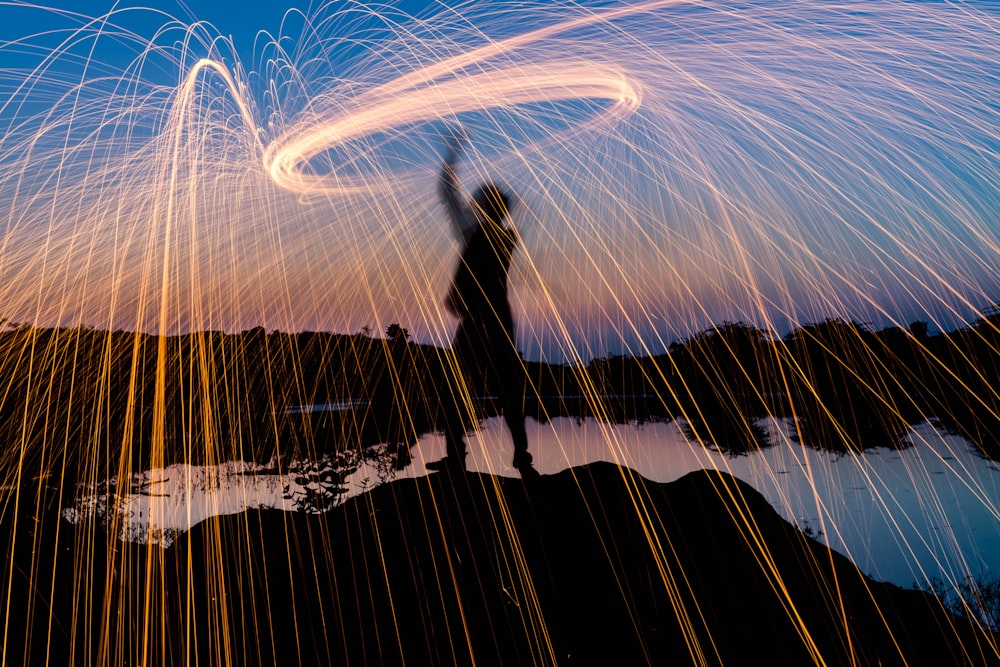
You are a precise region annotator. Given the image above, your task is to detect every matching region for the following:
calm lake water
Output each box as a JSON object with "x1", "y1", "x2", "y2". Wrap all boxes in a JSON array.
[{"x1": 64, "y1": 416, "x2": 1000, "y2": 595}]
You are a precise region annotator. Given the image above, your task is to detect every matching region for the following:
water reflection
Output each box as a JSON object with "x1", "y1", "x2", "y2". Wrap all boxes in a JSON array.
[
  {"x1": 62, "y1": 450, "x2": 359, "y2": 546},
  {"x1": 64, "y1": 414, "x2": 1000, "y2": 596}
]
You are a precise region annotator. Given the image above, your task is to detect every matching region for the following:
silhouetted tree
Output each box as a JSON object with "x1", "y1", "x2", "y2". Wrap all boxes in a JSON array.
[
  {"x1": 386, "y1": 323, "x2": 409, "y2": 347},
  {"x1": 668, "y1": 323, "x2": 777, "y2": 453},
  {"x1": 783, "y1": 319, "x2": 911, "y2": 452}
]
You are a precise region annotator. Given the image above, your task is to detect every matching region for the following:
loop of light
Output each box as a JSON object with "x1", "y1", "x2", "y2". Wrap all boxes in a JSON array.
[{"x1": 263, "y1": 61, "x2": 641, "y2": 195}]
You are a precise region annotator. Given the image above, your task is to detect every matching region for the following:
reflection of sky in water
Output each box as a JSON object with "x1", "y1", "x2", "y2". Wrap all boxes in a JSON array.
[
  {"x1": 61, "y1": 455, "x2": 355, "y2": 546},
  {"x1": 65, "y1": 417, "x2": 999, "y2": 593}
]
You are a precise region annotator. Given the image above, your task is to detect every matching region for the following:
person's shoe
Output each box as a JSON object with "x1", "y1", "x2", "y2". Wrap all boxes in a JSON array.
[
  {"x1": 425, "y1": 454, "x2": 467, "y2": 472},
  {"x1": 511, "y1": 449, "x2": 534, "y2": 470},
  {"x1": 513, "y1": 453, "x2": 540, "y2": 482}
]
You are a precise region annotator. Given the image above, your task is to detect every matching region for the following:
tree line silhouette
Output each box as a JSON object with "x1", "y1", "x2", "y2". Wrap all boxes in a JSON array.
[{"x1": 2, "y1": 307, "x2": 999, "y2": 488}]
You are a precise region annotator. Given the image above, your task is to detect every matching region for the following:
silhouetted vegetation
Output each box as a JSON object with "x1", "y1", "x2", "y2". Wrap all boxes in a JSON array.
[
  {"x1": 3, "y1": 307, "x2": 1000, "y2": 488},
  {"x1": 918, "y1": 576, "x2": 1000, "y2": 633},
  {"x1": 3, "y1": 317, "x2": 999, "y2": 664}
]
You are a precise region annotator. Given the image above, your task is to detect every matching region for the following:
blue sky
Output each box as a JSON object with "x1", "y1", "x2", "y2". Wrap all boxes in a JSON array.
[
  {"x1": 0, "y1": 0, "x2": 997, "y2": 357},
  {"x1": 1, "y1": 1, "x2": 440, "y2": 62},
  {"x1": 2, "y1": 1, "x2": 301, "y2": 69},
  {"x1": 4, "y1": 0, "x2": 296, "y2": 41}
]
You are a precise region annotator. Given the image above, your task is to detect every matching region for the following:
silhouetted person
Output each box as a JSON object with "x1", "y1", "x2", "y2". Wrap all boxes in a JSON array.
[{"x1": 429, "y1": 129, "x2": 533, "y2": 475}]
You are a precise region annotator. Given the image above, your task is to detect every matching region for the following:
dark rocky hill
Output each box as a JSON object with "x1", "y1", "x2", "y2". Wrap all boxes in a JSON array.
[{"x1": 4, "y1": 463, "x2": 998, "y2": 665}]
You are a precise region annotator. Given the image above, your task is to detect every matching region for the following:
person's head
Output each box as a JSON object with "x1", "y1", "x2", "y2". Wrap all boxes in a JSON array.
[{"x1": 471, "y1": 182, "x2": 512, "y2": 227}]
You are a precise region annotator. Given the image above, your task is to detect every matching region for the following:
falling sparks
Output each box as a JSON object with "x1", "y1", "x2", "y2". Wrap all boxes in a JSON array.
[{"x1": 1, "y1": 0, "x2": 999, "y2": 664}]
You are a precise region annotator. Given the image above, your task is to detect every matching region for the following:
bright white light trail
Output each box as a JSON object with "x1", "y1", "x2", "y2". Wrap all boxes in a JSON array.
[
  {"x1": 1, "y1": 1, "x2": 999, "y2": 663},
  {"x1": 0, "y1": 0, "x2": 996, "y2": 353}
]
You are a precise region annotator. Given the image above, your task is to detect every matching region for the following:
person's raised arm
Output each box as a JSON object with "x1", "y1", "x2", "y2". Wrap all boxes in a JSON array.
[{"x1": 438, "y1": 129, "x2": 476, "y2": 243}]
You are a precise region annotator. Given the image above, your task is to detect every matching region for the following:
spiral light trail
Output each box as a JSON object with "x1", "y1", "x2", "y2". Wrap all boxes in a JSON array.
[{"x1": 0, "y1": 0, "x2": 998, "y2": 664}]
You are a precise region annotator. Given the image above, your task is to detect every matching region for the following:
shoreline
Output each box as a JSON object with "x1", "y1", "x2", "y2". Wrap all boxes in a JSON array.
[{"x1": 7, "y1": 461, "x2": 997, "y2": 665}]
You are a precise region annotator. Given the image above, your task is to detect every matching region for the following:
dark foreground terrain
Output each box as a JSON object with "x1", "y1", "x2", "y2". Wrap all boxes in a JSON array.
[{"x1": 5, "y1": 463, "x2": 998, "y2": 666}]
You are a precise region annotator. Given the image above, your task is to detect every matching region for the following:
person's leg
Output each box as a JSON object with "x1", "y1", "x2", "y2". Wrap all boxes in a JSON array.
[
  {"x1": 505, "y1": 407, "x2": 531, "y2": 468},
  {"x1": 490, "y1": 340, "x2": 532, "y2": 469},
  {"x1": 430, "y1": 325, "x2": 472, "y2": 469}
]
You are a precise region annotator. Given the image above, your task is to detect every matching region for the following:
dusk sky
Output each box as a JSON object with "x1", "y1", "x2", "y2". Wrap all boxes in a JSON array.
[{"x1": 0, "y1": 0, "x2": 997, "y2": 360}]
